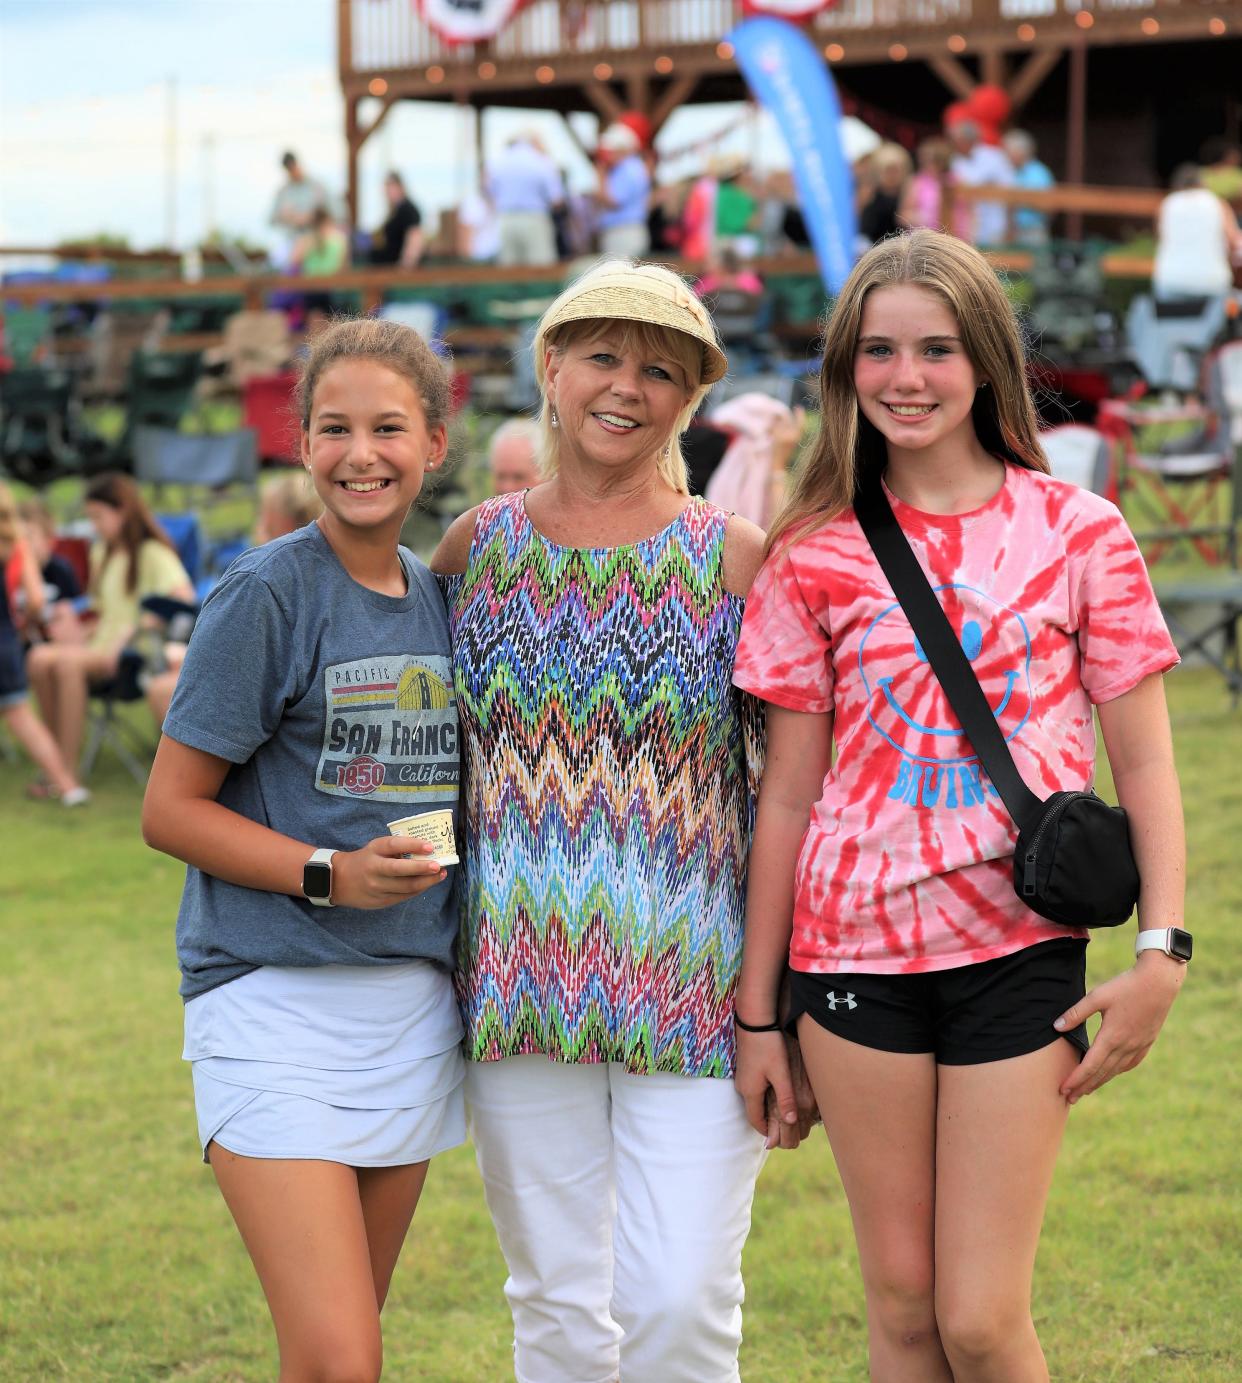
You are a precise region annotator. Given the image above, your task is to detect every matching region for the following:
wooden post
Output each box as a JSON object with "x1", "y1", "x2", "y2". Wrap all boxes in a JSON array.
[
  {"x1": 1066, "y1": 42, "x2": 1087, "y2": 241},
  {"x1": 346, "y1": 97, "x2": 360, "y2": 236}
]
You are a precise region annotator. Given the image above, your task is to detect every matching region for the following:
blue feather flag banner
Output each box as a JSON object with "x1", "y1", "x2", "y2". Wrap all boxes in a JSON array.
[{"x1": 730, "y1": 15, "x2": 856, "y2": 294}]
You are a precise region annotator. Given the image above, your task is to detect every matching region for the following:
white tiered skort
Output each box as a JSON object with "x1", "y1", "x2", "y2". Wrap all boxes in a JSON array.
[{"x1": 183, "y1": 960, "x2": 465, "y2": 1167}]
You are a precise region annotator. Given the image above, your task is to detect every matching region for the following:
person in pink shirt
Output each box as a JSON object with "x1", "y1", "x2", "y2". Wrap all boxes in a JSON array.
[{"x1": 732, "y1": 230, "x2": 1189, "y2": 1379}]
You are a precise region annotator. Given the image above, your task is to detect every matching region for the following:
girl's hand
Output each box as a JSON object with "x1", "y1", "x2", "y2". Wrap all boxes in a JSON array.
[
  {"x1": 736, "y1": 1029, "x2": 810, "y2": 1150},
  {"x1": 1054, "y1": 952, "x2": 1186, "y2": 1104},
  {"x1": 331, "y1": 836, "x2": 448, "y2": 910}
]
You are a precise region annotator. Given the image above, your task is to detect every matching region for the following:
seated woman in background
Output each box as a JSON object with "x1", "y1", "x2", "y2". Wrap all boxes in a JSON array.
[
  {"x1": 0, "y1": 482, "x2": 90, "y2": 806},
  {"x1": 26, "y1": 473, "x2": 193, "y2": 792}
]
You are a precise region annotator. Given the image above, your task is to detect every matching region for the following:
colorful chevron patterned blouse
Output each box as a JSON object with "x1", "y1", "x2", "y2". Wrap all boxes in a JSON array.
[{"x1": 445, "y1": 491, "x2": 757, "y2": 1078}]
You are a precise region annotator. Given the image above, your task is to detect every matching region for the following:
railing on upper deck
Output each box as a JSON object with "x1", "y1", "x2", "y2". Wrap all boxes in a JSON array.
[{"x1": 343, "y1": 0, "x2": 1240, "y2": 80}]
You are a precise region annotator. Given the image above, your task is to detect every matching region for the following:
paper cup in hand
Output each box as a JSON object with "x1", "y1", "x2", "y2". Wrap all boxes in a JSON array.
[{"x1": 387, "y1": 809, "x2": 459, "y2": 867}]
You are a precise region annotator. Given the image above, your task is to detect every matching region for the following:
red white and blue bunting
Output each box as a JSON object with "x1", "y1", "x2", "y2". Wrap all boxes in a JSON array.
[
  {"x1": 414, "y1": 0, "x2": 531, "y2": 46},
  {"x1": 742, "y1": 0, "x2": 839, "y2": 17}
]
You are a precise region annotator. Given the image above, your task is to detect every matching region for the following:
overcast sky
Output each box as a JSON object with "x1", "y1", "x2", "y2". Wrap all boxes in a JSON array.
[{"x1": 0, "y1": 0, "x2": 793, "y2": 255}]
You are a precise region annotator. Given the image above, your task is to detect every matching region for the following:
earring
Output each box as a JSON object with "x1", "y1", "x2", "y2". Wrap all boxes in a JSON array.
[
  {"x1": 978, "y1": 381, "x2": 989, "y2": 390},
  {"x1": 550, "y1": 407, "x2": 559, "y2": 429}
]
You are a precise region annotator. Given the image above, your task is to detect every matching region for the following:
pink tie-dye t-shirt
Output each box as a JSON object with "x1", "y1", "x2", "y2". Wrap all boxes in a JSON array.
[{"x1": 734, "y1": 465, "x2": 1178, "y2": 975}]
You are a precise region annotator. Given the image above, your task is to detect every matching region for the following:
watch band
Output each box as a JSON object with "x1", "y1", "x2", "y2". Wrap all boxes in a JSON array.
[
  {"x1": 1135, "y1": 927, "x2": 1191, "y2": 961},
  {"x1": 304, "y1": 847, "x2": 337, "y2": 907}
]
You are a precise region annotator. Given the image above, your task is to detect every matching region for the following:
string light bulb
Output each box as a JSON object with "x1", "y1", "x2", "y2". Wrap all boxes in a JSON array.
[
  {"x1": 825, "y1": 43, "x2": 845, "y2": 62},
  {"x1": 368, "y1": 77, "x2": 388, "y2": 96},
  {"x1": 1017, "y1": 23, "x2": 1036, "y2": 41},
  {"x1": 889, "y1": 43, "x2": 908, "y2": 61},
  {"x1": 948, "y1": 34, "x2": 967, "y2": 53}
]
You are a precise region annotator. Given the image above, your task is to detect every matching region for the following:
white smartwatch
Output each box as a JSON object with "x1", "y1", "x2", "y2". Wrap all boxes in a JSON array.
[
  {"x1": 302, "y1": 848, "x2": 337, "y2": 907},
  {"x1": 1134, "y1": 927, "x2": 1193, "y2": 962}
]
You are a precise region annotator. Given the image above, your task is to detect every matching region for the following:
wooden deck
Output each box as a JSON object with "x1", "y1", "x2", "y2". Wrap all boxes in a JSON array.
[{"x1": 341, "y1": 0, "x2": 1242, "y2": 103}]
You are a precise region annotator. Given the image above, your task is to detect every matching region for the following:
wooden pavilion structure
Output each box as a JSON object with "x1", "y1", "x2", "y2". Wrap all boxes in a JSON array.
[{"x1": 338, "y1": 0, "x2": 1242, "y2": 228}]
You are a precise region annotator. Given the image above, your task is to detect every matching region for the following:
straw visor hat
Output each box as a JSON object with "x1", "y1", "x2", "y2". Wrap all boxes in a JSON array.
[{"x1": 533, "y1": 262, "x2": 729, "y2": 391}]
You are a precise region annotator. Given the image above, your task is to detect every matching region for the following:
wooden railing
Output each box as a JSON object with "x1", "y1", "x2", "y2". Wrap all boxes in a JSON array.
[{"x1": 342, "y1": 0, "x2": 1242, "y2": 81}]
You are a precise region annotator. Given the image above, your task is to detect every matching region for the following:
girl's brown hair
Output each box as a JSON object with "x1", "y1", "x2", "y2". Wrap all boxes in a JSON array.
[
  {"x1": 84, "y1": 472, "x2": 177, "y2": 593},
  {"x1": 768, "y1": 229, "x2": 1048, "y2": 553},
  {"x1": 295, "y1": 315, "x2": 451, "y2": 433}
]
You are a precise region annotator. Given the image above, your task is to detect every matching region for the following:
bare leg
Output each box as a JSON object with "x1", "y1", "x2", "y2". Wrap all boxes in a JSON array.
[
  {"x1": 356, "y1": 1161, "x2": 431, "y2": 1310},
  {"x1": 2, "y1": 703, "x2": 83, "y2": 797},
  {"x1": 25, "y1": 643, "x2": 59, "y2": 741},
  {"x1": 209, "y1": 1146, "x2": 426, "y2": 1383},
  {"x1": 933, "y1": 1041, "x2": 1078, "y2": 1382},
  {"x1": 797, "y1": 1018, "x2": 952, "y2": 1382},
  {"x1": 45, "y1": 645, "x2": 116, "y2": 766}
]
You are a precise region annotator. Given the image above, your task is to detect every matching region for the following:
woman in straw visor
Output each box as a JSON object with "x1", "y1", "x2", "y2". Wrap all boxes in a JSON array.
[{"x1": 433, "y1": 259, "x2": 806, "y2": 1382}]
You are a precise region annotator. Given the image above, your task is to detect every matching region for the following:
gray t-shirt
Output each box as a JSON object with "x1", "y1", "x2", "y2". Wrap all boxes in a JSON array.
[{"x1": 165, "y1": 523, "x2": 460, "y2": 1001}]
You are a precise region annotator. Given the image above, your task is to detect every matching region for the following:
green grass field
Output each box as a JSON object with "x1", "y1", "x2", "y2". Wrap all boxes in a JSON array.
[{"x1": 2, "y1": 666, "x2": 1238, "y2": 1381}]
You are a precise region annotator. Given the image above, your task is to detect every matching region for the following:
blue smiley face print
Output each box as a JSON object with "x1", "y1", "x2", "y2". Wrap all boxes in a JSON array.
[{"x1": 858, "y1": 583, "x2": 1033, "y2": 767}]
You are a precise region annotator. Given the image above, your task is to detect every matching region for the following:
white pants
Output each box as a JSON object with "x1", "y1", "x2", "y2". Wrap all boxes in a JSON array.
[
  {"x1": 600, "y1": 223, "x2": 650, "y2": 260},
  {"x1": 498, "y1": 211, "x2": 557, "y2": 267},
  {"x1": 466, "y1": 1055, "x2": 766, "y2": 1383}
]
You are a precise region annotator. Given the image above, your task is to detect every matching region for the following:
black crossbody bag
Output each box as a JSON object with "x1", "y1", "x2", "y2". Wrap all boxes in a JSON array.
[{"x1": 854, "y1": 478, "x2": 1139, "y2": 928}]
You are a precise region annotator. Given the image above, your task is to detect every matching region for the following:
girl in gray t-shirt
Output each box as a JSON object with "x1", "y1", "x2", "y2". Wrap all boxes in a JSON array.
[{"x1": 144, "y1": 317, "x2": 465, "y2": 1378}]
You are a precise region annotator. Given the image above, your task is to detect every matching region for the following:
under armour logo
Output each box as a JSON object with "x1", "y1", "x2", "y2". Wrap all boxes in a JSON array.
[{"x1": 824, "y1": 991, "x2": 857, "y2": 1011}]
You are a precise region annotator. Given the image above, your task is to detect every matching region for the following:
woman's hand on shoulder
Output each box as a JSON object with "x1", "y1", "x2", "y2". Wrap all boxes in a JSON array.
[
  {"x1": 1054, "y1": 951, "x2": 1186, "y2": 1104},
  {"x1": 430, "y1": 504, "x2": 482, "y2": 577},
  {"x1": 332, "y1": 836, "x2": 447, "y2": 909},
  {"x1": 723, "y1": 513, "x2": 767, "y2": 598}
]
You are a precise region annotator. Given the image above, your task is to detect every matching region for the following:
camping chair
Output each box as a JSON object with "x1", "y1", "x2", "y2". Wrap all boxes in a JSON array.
[
  {"x1": 79, "y1": 647, "x2": 155, "y2": 785},
  {"x1": 1125, "y1": 293, "x2": 1231, "y2": 396},
  {"x1": 0, "y1": 365, "x2": 82, "y2": 487},
  {"x1": 199, "y1": 310, "x2": 293, "y2": 399},
  {"x1": 133, "y1": 428, "x2": 258, "y2": 562},
  {"x1": 1040, "y1": 424, "x2": 1117, "y2": 501},
  {"x1": 125, "y1": 350, "x2": 203, "y2": 434},
  {"x1": 79, "y1": 308, "x2": 169, "y2": 404},
  {"x1": 242, "y1": 371, "x2": 300, "y2": 464},
  {"x1": 1154, "y1": 452, "x2": 1242, "y2": 705},
  {"x1": 1098, "y1": 355, "x2": 1235, "y2": 566}
]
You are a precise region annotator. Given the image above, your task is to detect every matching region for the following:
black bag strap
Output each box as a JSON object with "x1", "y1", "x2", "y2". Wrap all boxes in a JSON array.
[{"x1": 854, "y1": 477, "x2": 1043, "y2": 830}]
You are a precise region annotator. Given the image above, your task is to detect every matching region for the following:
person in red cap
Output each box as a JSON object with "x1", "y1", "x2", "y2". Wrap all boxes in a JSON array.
[{"x1": 592, "y1": 122, "x2": 652, "y2": 257}]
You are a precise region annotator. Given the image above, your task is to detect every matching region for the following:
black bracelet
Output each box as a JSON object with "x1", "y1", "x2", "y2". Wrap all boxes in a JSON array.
[{"x1": 734, "y1": 1012, "x2": 783, "y2": 1033}]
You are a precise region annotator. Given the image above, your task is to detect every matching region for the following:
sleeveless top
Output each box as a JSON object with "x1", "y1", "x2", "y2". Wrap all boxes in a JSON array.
[
  {"x1": 1153, "y1": 189, "x2": 1233, "y2": 297},
  {"x1": 445, "y1": 491, "x2": 758, "y2": 1078}
]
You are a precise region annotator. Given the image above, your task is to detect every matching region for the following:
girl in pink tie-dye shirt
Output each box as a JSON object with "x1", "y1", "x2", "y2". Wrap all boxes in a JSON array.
[{"x1": 732, "y1": 231, "x2": 1187, "y2": 1379}]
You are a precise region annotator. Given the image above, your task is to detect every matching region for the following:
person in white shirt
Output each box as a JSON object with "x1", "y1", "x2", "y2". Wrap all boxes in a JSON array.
[
  {"x1": 485, "y1": 133, "x2": 565, "y2": 267},
  {"x1": 1152, "y1": 163, "x2": 1241, "y2": 300},
  {"x1": 948, "y1": 120, "x2": 1015, "y2": 247}
]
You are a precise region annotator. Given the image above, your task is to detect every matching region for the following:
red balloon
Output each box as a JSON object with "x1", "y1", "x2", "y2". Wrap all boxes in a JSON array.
[{"x1": 968, "y1": 84, "x2": 1012, "y2": 129}]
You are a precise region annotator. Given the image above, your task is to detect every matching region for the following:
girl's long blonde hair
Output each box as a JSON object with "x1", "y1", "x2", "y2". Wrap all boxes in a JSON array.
[{"x1": 767, "y1": 230, "x2": 1048, "y2": 553}]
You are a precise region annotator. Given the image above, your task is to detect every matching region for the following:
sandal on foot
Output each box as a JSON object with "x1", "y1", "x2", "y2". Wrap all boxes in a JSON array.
[{"x1": 24, "y1": 780, "x2": 58, "y2": 801}]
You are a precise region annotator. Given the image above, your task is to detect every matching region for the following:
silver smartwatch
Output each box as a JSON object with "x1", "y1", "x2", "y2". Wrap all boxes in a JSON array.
[
  {"x1": 302, "y1": 848, "x2": 337, "y2": 907},
  {"x1": 1134, "y1": 927, "x2": 1193, "y2": 962}
]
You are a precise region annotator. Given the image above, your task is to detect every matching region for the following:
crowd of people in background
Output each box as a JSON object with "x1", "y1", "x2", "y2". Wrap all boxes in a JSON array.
[{"x1": 258, "y1": 115, "x2": 1242, "y2": 302}]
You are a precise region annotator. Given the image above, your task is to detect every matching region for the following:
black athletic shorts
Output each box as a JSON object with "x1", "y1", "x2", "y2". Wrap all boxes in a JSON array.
[{"x1": 787, "y1": 938, "x2": 1089, "y2": 1066}]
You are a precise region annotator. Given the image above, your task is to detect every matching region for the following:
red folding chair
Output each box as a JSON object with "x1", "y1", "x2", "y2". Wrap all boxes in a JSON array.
[
  {"x1": 1098, "y1": 353, "x2": 1235, "y2": 565},
  {"x1": 242, "y1": 371, "x2": 300, "y2": 465}
]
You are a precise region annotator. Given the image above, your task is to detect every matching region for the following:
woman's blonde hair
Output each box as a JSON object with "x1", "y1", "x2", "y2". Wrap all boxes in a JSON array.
[
  {"x1": 533, "y1": 259, "x2": 725, "y2": 494},
  {"x1": 768, "y1": 230, "x2": 1048, "y2": 552}
]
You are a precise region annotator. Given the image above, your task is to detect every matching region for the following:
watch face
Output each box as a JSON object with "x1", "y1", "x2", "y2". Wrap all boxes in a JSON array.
[
  {"x1": 303, "y1": 861, "x2": 333, "y2": 900},
  {"x1": 1169, "y1": 928, "x2": 1193, "y2": 962}
]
